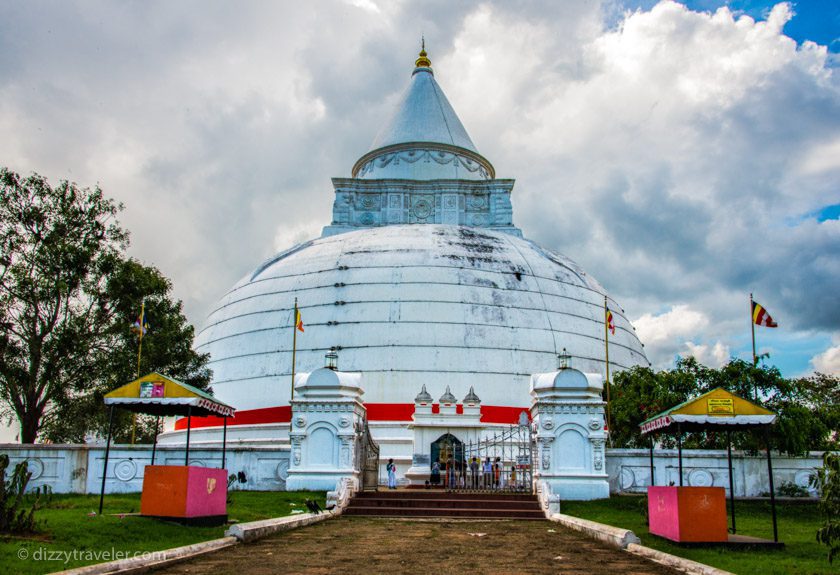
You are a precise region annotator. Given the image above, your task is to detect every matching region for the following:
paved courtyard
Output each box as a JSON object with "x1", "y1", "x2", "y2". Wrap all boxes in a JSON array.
[{"x1": 156, "y1": 517, "x2": 681, "y2": 574}]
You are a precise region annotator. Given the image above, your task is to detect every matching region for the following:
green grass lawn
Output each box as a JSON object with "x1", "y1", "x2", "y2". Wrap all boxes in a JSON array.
[
  {"x1": 0, "y1": 490, "x2": 325, "y2": 574},
  {"x1": 561, "y1": 495, "x2": 831, "y2": 575}
]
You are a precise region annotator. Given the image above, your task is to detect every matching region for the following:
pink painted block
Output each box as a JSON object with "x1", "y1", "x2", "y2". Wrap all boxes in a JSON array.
[
  {"x1": 185, "y1": 467, "x2": 228, "y2": 517},
  {"x1": 648, "y1": 486, "x2": 681, "y2": 541}
]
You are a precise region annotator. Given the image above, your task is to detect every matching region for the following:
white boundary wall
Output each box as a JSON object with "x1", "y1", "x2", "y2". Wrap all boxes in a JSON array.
[
  {"x1": 0, "y1": 443, "x2": 823, "y2": 496},
  {"x1": 606, "y1": 448, "x2": 823, "y2": 497},
  {"x1": 0, "y1": 444, "x2": 290, "y2": 494}
]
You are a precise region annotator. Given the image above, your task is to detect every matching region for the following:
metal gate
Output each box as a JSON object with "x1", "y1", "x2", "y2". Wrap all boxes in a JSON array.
[
  {"x1": 439, "y1": 422, "x2": 534, "y2": 494},
  {"x1": 355, "y1": 415, "x2": 380, "y2": 491}
]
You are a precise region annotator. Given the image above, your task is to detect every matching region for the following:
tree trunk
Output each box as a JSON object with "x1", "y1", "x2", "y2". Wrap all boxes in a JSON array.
[{"x1": 20, "y1": 411, "x2": 40, "y2": 444}]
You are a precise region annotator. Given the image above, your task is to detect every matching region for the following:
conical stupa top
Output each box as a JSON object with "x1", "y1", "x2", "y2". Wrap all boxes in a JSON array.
[
  {"x1": 352, "y1": 43, "x2": 494, "y2": 180},
  {"x1": 439, "y1": 385, "x2": 457, "y2": 404}
]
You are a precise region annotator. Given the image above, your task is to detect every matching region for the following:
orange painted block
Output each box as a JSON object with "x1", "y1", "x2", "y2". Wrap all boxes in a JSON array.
[
  {"x1": 648, "y1": 486, "x2": 728, "y2": 543},
  {"x1": 141, "y1": 465, "x2": 227, "y2": 519}
]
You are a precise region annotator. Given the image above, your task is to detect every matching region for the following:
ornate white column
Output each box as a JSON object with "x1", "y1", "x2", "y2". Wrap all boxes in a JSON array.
[
  {"x1": 286, "y1": 368, "x2": 366, "y2": 492},
  {"x1": 530, "y1": 368, "x2": 610, "y2": 500}
]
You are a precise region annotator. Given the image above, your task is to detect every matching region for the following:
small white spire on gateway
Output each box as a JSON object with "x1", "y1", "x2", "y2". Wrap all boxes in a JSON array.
[
  {"x1": 414, "y1": 384, "x2": 433, "y2": 404},
  {"x1": 439, "y1": 386, "x2": 457, "y2": 405}
]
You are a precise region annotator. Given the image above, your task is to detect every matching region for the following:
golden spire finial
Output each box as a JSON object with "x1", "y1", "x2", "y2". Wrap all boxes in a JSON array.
[{"x1": 415, "y1": 36, "x2": 431, "y2": 68}]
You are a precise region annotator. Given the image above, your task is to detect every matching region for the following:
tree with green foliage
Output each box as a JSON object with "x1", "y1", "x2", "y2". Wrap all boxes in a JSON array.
[
  {"x1": 0, "y1": 168, "x2": 210, "y2": 443},
  {"x1": 812, "y1": 451, "x2": 840, "y2": 563},
  {"x1": 610, "y1": 357, "x2": 838, "y2": 454}
]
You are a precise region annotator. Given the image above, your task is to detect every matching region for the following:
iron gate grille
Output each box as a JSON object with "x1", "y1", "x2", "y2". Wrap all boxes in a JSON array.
[
  {"x1": 437, "y1": 423, "x2": 534, "y2": 494},
  {"x1": 356, "y1": 415, "x2": 380, "y2": 491}
]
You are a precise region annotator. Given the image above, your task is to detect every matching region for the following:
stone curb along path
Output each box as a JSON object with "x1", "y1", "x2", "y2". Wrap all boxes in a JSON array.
[
  {"x1": 224, "y1": 511, "x2": 332, "y2": 543},
  {"x1": 53, "y1": 512, "x2": 331, "y2": 575},
  {"x1": 549, "y1": 513, "x2": 735, "y2": 575}
]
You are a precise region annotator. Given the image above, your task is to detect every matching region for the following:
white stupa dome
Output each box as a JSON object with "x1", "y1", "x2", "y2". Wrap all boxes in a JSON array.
[
  {"x1": 196, "y1": 224, "x2": 646, "y2": 415},
  {"x1": 165, "y1": 46, "x2": 648, "y2": 446}
]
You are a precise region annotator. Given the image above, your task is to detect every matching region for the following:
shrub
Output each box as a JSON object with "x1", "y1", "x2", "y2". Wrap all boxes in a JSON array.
[{"x1": 0, "y1": 453, "x2": 51, "y2": 534}]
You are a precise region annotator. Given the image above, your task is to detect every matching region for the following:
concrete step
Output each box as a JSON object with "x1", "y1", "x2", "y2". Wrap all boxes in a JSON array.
[
  {"x1": 343, "y1": 506, "x2": 546, "y2": 519},
  {"x1": 350, "y1": 497, "x2": 541, "y2": 510},
  {"x1": 355, "y1": 490, "x2": 535, "y2": 501},
  {"x1": 346, "y1": 489, "x2": 545, "y2": 520}
]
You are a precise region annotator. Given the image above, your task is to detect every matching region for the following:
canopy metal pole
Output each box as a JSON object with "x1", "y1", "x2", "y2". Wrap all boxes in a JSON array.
[
  {"x1": 151, "y1": 415, "x2": 160, "y2": 465},
  {"x1": 677, "y1": 426, "x2": 683, "y2": 487},
  {"x1": 649, "y1": 436, "x2": 655, "y2": 486},
  {"x1": 221, "y1": 415, "x2": 228, "y2": 469},
  {"x1": 765, "y1": 427, "x2": 778, "y2": 542},
  {"x1": 185, "y1": 405, "x2": 192, "y2": 466},
  {"x1": 727, "y1": 430, "x2": 736, "y2": 533},
  {"x1": 98, "y1": 405, "x2": 115, "y2": 515}
]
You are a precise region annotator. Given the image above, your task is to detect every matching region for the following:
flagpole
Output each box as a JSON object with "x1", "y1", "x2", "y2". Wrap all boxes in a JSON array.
[
  {"x1": 291, "y1": 298, "x2": 298, "y2": 402},
  {"x1": 131, "y1": 299, "x2": 145, "y2": 445},
  {"x1": 750, "y1": 293, "x2": 758, "y2": 401},
  {"x1": 750, "y1": 293, "x2": 757, "y2": 367},
  {"x1": 604, "y1": 295, "x2": 612, "y2": 445}
]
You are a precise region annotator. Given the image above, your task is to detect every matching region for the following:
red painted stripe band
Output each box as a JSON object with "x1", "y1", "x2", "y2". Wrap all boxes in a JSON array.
[{"x1": 174, "y1": 403, "x2": 530, "y2": 430}]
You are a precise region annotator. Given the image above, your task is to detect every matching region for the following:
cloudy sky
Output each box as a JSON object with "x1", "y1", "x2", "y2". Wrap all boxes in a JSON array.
[{"x1": 1, "y1": 0, "x2": 838, "y2": 378}]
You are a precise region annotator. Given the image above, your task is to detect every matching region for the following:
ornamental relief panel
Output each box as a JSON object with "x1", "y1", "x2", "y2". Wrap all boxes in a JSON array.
[{"x1": 410, "y1": 195, "x2": 434, "y2": 222}]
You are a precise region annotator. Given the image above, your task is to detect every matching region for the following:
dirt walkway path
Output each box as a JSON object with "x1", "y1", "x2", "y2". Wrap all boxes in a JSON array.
[{"x1": 155, "y1": 517, "x2": 681, "y2": 574}]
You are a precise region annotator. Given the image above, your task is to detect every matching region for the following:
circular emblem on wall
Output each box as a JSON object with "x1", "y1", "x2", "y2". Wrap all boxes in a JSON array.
[
  {"x1": 470, "y1": 214, "x2": 487, "y2": 226},
  {"x1": 541, "y1": 418, "x2": 554, "y2": 430},
  {"x1": 620, "y1": 467, "x2": 635, "y2": 490},
  {"x1": 469, "y1": 196, "x2": 486, "y2": 209},
  {"x1": 276, "y1": 461, "x2": 289, "y2": 481},
  {"x1": 27, "y1": 458, "x2": 44, "y2": 481},
  {"x1": 412, "y1": 198, "x2": 432, "y2": 220},
  {"x1": 361, "y1": 195, "x2": 377, "y2": 209},
  {"x1": 294, "y1": 415, "x2": 307, "y2": 428},
  {"x1": 339, "y1": 416, "x2": 351, "y2": 428},
  {"x1": 688, "y1": 469, "x2": 714, "y2": 487},
  {"x1": 794, "y1": 470, "x2": 814, "y2": 489},
  {"x1": 444, "y1": 196, "x2": 457, "y2": 209},
  {"x1": 114, "y1": 460, "x2": 137, "y2": 482},
  {"x1": 359, "y1": 212, "x2": 375, "y2": 225},
  {"x1": 588, "y1": 418, "x2": 601, "y2": 431}
]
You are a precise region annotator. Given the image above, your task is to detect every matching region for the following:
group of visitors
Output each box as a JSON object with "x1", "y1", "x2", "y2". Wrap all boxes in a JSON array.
[
  {"x1": 428, "y1": 455, "x2": 523, "y2": 490},
  {"x1": 389, "y1": 455, "x2": 526, "y2": 491}
]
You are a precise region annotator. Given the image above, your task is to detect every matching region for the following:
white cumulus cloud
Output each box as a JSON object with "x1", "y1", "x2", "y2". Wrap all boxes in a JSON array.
[{"x1": 810, "y1": 336, "x2": 840, "y2": 375}]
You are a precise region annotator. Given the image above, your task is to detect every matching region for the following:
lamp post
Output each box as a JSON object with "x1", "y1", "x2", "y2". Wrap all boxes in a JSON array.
[
  {"x1": 558, "y1": 348, "x2": 571, "y2": 370},
  {"x1": 325, "y1": 347, "x2": 338, "y2": 370}
]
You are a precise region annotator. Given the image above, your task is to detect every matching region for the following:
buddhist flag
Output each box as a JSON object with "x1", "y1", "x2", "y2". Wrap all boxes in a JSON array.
[
  {"x1": 295, "y1": 308, "x2": 304, "y2": 332},
  {"x1": 606, "y1": 308, "x2": 616, "y2": 335},
  {"x1": 131, "y1": 310, "x2": 150, "y2": 335},
  {"x1": 752, "y1": 300, "x2": 778, "y2": 328}
]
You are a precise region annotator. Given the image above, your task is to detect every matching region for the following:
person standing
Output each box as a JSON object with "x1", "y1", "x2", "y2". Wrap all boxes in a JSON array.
[
  {"x1": 469, "y1": 457, "x2": 479, "y2": 489},
  {"x1": 431, "y1": 458, "x2": 441, "y2": 486},
  {"x1": 482, "y1": 457, "x2": 493, "y2": 489},
  {"x1": 386, "y1": 458, "x2": 397, "y2": 489}
]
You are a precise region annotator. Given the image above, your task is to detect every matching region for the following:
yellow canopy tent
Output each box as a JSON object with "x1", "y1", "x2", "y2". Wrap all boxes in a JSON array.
[
  {"x1": 640, "y1": 388, "x2": 780, "y2": 543},
  {"x1": 99, "y1": 373, "x2": 234, "y2": 515}
]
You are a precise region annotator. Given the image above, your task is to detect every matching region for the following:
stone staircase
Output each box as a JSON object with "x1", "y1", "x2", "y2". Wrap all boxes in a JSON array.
[{"x1": 343, "y1": 490, "x2": 545, "y2": 520}]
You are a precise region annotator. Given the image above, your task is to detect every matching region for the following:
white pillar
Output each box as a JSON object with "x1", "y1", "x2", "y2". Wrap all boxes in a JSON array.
[
  {"x1": 530, "y1": 368, "x2": 610, "y2": 500},
  {"x1": 286, "y1": 368, "x2": 366, "y2": 491}
]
